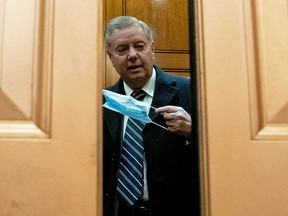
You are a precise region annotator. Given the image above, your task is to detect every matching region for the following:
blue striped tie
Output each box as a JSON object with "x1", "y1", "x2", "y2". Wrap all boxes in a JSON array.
[{"x1": 117, "y1": 90, "x2": 146, "y2": 207}]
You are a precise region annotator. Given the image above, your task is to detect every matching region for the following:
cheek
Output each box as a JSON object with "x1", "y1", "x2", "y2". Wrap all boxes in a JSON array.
[
  {"x1": 111, "y1": 57, "x2": 126, "y2": 72},
  {"x1": 110, "y1": 56, "x2": 120, "y2": 67},
  {"x1": 111, "y1": 54, "x2": 124, "y2": 63},
  {"x1": 144, "y1": 54, "x2": 155, "y2": 67},
  {"x1": 145, "y1": 50, "x2": 154, "y2": 62}
]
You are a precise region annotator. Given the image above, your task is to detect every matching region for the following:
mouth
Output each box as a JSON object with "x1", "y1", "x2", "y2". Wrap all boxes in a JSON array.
[{"x1": 127, "y1": 65, "x2": 142, "y2": 70}]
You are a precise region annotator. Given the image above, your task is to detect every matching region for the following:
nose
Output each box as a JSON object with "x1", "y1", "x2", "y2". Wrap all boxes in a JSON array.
[{"x1": 127, "y1": 47, "x2": 138, "y2": 60}]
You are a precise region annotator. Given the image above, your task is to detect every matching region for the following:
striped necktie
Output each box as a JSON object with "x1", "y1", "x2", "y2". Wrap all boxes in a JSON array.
[{"x1": 117, "y1": 89, "x2": 146, "y2": 207}]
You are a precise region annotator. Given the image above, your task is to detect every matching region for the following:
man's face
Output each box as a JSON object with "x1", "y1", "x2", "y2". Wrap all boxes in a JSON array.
[{"x1": 106, "y1": 26, "x2": 154, "y2": 89}]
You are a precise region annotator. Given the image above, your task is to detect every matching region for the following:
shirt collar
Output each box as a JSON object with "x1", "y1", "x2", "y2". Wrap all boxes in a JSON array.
[{"x1": 124, "y1": 67, "x2": 156, "y2": 97}]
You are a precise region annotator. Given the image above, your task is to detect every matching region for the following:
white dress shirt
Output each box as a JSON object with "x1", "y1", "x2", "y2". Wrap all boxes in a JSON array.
[{"x1": 123, "y1": 68, "x2": 156, "y2": 201}]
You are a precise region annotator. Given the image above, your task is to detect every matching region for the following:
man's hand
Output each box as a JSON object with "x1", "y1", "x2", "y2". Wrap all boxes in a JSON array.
[{"x1": 155, "y1": 105, "x2": 192, "y2": 137}]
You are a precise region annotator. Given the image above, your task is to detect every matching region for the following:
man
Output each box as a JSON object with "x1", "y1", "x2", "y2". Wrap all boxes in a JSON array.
[{"x1": 103, "y1": 16, "x2": 193, "y2": 216}]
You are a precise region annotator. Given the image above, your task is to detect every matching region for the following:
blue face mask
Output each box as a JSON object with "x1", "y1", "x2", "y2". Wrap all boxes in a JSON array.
[{"x1": 102, "y1": 89, "x2": 152, "y2": 123}]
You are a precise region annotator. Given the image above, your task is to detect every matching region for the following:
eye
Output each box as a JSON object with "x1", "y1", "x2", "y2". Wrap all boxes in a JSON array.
[
  {"x1": 116, "y1": 46, "x2": 128, "y2": 55},
  {"x1": 135, "y1": 43, "x2": 146, "y2": 51}
]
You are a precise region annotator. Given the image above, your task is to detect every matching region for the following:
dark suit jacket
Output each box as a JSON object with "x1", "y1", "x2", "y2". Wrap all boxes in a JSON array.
[{"x1": 103, "y1": 66, "x2": 194, "y2": 216}]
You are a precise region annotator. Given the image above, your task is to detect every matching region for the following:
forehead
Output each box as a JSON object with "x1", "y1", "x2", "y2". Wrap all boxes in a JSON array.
[{"x1": 110, "y1": 26, "x2": 149, "y2": 45}]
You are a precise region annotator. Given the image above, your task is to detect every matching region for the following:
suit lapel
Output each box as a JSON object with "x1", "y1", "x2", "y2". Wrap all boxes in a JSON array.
[
  {"x1": 103, "y1": 79, "x2": 125, "y2": 145},
  {"x1": 104, "y1": 109, "x2": 123, "y2": 144},
  {"x1": 149, "y1": 66, "x2": 179, "y2": 121}
]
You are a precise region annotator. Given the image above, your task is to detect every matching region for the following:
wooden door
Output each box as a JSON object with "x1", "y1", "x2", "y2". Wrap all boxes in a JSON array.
[
  {"x1": 197, "y1": 0, "x2": 288, "y2": 215},
  {"x1": 104, "y1": 0, "x2": 190, "y2": 87},
  {"x1": 0, "y1": 0, "x2": 103, "y2": 215}
]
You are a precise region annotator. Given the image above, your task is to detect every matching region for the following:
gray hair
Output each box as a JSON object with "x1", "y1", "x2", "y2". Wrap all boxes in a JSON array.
[{"x1": 104, "y1": 16, "x2": 154, "y2": 48}]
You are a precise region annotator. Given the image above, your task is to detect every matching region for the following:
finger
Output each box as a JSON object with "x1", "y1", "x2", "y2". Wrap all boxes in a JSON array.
[
  {"x1": 155, "y1": 105, "x2": 178, "y2": 113},
  {"x1": 165, "y1": 120, "x2": 175, "y2": 127},
  {"x1": 163, "y1": 112, "x2": 177, "y2": 120}
]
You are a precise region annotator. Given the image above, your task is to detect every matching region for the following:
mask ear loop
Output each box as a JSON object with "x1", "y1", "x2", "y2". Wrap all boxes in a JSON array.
[
  {"x1": 150, "y1": 121, "x2": 168, "y2": 130},
  {"x1": 149, "y1": 106, "x2": 168, "y2": 130}
]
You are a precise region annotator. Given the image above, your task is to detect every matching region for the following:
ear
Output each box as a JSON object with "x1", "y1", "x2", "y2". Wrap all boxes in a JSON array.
[
  {"x1": 106, "y1": 50, "x2": 115, "y2": 67},
  {"x1": 106, "y1": 50, "x2": 112, "y2": 60},
  {"x1": 151, "y1": 43, "x2": 155, "y2": 60}
]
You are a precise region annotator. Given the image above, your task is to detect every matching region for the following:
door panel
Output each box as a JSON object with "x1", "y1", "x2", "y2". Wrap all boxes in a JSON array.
[
  {"x1": 198, "y1": 0, "x2": 288, "y2": 215},
  {"x1": 0, "y1": 0, "x2": 103, "y2": 215}
]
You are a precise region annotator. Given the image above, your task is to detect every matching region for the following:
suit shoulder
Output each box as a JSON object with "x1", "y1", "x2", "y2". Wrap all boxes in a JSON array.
[{"x1": 155, "y1": 66, "x2": 190, "y2": 85}]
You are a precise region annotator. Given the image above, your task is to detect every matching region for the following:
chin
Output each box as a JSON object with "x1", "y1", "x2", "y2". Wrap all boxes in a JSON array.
[{"x1": 127, "y1": 78, "x2": 147, "y2": 89}]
